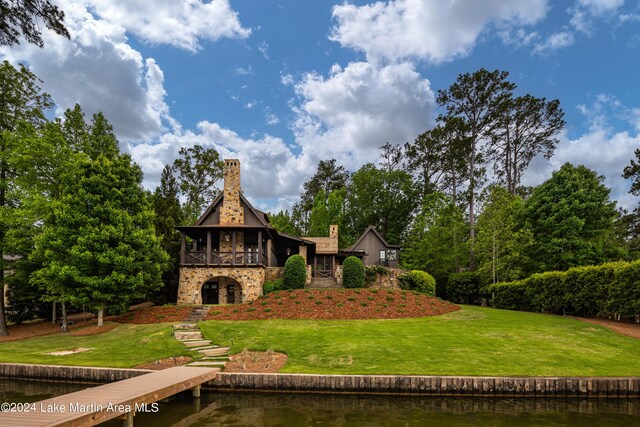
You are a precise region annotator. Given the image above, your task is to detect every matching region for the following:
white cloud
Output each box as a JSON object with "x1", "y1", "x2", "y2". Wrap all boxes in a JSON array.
[
  {"x1": 258, "y1": 41, "x2": 270, "y2": 59},
  {"x1": 85, "y1": 0, "x2": 250, "y2": 51},
  {"x1": 532, "y1": 31, "x2": 576, "y2": 55},
  {"x1": 570, "y1": 0, "x2": 625, "y2": 33},
  {"x1": 128, "y1": 122, "x2": 305, "y2": 202},
  {"x1": 330, "y1": 0, "x2": 548, "y2": 63},
  {"x1": 291, "y1": 61, "x2": 435, "y2": 170},
  {"x1": 0, "y1": 0, "x2": 171, "y2": 141},
  {"x1": 235, "y1": 66, "x2": 253, "y2": 75}
]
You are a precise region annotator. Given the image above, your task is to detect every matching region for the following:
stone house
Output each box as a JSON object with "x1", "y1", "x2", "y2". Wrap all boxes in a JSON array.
[{"x1": 177, "y1": 159, "x2": 351, "y2": 305}]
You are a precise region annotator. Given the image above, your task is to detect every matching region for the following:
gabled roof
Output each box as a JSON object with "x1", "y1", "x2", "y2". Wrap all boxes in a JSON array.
[
  {"x1": 344, "y1": 226, "x2": 401, "y2": 251},
  {"x1": 194, "y1": 192, "x2": 269, "y2": 228}
]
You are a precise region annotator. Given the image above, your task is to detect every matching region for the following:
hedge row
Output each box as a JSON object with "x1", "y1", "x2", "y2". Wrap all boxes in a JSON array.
[
  {"x1": 487, "y1": 260, "x2": 640, "y2": 319},
  {"x1": 398, "y1": 270, "x2": 436, "y2": 296}
]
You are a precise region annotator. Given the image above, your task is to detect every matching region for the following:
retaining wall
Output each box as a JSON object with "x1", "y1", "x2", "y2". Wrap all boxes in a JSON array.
[
  {"x1": 0, "y1": 363, "x2": 152, "y2": 384},
  {"x1": 206, "y1": 373, "x2": 640, "y2": 398}
]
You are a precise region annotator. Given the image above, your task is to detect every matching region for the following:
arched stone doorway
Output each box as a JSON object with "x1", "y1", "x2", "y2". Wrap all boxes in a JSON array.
[{"x1": 200, "y1": 276, "x2": 242, "y2": 305}]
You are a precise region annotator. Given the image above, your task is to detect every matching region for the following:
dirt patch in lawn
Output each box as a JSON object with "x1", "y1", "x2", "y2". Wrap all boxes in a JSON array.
[
  {"x1": 578, "y1": 317, "x2": 640, "y2": 340},
  {"x1": 206, "y1": 289, "x2": 459, "y2": 321},
  {"x1": 225, "y1": 350, "x2": 288, "y2": 373},
  {"x1": 134, "y1": 356, "x2": 193, "y2": 370},
  {"x1": 117, "y1": 305, "x2": 193, "y2": 324},
  {"x1": 70, "y1": 324, "x2": 119, "y2": 336},
  {"x1": 47, "y1": 347, "x2": 95, "y2": 356}
]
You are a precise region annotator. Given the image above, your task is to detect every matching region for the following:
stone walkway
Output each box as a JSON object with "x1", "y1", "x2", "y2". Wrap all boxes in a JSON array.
[{"x1": 173, "y1": 307, "x2": 230, "y2": 369}]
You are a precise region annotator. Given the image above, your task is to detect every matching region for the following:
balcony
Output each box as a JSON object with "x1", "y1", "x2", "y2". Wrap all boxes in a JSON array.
[{"x1": 182, "y1": 250, "x2": 266, "y2": 267}]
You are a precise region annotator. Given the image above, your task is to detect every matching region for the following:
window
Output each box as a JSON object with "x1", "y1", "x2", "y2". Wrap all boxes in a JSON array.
[
  {"x1": 379, "y1": 250, "x2": 386, "y2": 263},
  {"x1": 388, "y1": 250, "x2": 397, "y2": 261}
]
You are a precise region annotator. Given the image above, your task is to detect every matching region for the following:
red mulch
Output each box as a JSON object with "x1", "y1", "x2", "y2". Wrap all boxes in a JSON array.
[
  {"x1": 0, "y1": 318, "x2": 98, "y2": 342},
  {"x1": 206, "y1": 289, "x2": 459, "y2": 321},
  {"x1": 117, "y1": 305, "x2": 192, "y2": 324}
]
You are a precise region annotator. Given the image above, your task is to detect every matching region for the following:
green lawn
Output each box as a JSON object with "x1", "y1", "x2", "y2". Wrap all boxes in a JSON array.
[
  {"x1": 0, "y1": 323, "x2": 198, "y2": 368},
  {"x1": 199, "y1": 305, "x2": 640, "y2": 376}
]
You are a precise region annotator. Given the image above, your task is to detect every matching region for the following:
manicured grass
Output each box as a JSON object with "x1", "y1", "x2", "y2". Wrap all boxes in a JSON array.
[
  {"x1": 199, "y1": 305, "x2": 640, "y2": 376},
  {"x1": 0, "y1": 323, "x2": 198, "y2": 368}
]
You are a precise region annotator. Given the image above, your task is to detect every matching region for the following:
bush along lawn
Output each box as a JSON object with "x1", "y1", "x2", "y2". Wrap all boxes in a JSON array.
[
  {"x1": 0, "y1": 323, "x2": 199, "y2": 368},
  {"x1": 200, "y1": 305, "x2": 640, "y2": 377}
]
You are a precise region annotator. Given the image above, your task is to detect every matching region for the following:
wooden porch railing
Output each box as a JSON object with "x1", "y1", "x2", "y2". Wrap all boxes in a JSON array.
[
  {"x1": 314, "y1": 269, "x2": 334, "y2": 278},
  {"x1": 183, "y1": 251, "x2": 265, "y2": 266}
]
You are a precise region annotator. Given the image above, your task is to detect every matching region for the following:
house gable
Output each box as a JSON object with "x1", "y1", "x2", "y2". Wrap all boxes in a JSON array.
[{"x1": 346, "y1": 226, "x2": 401, "y2": 267}]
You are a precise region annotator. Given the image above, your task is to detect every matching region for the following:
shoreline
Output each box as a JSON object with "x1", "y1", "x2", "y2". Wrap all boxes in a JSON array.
[{"x1": 1, "y1": 363, "x2": 639, "y2": 398}]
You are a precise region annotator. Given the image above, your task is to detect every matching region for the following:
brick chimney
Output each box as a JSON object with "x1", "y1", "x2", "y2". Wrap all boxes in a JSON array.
[
  {"x1": 330, "y1": 224, "x2": 338, "y2": 239},
  {"x1": 219, "y1": 159, "x2": 244, "y2": 224}
]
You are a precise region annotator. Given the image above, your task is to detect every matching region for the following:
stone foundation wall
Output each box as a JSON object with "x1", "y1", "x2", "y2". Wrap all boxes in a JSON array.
[
  {"x1": 178, "y1": 267, "x2": 265, "y2": 304},
  {"x1": 306, "y1": 265, "x2": 312, "y2": 285},
  {"x1": 265, "y1": 267, "x2": 283, "y2": 282},
  {"x1": 366, "y1": 268, "x2": 403, "y2": 290}
]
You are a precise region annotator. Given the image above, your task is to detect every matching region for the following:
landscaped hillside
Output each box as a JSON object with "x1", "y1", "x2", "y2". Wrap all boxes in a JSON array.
[{"x1": 199, "y1": 305, "x2": 640, "y2": 376}]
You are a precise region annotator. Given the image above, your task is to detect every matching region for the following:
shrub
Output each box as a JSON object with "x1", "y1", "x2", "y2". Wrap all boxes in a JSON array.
[
  {"x1": 526, "y1": 271, "x2": 567, "y2": 314},
  {"x1": 488, "y1": 281, "x2": 530, "y2": 311},
  {"x1": 398, "y1": 270, "x2": 436, "y2": 296},
  {"x1": 608, "y1": 261, "x2": 640, "y2": 320},
  {"x1": 446, "y1": 272, "x2": 482, "y2": 304},
  {"x1": 282, "y1": 255, "x2": 307, "y2": 290},
  {"x1": 343, "y1": 256, "x2": 365, "y2": 288},
  {"x1": 263, "y1": 279, "x2": 283, "y2": 295}
]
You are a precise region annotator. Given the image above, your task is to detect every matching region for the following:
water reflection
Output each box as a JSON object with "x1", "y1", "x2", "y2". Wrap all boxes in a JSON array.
[{"x1": 2, "y1": 379, "x2": 639, "y2": 426}]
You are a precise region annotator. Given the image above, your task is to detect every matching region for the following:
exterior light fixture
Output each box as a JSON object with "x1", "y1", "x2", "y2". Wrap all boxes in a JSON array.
[
  {"x1": 224, "y1": 233, "x2": 230, "y2": 242},
  {"x1": 286, "y1": 248, "x2": 291, "y2": 256}
]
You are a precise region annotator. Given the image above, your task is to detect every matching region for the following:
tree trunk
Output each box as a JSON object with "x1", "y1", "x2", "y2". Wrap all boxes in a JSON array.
[
  {"x1": 469, "y1": 149, "x2": 476, "y2": 271},
  {"x1": 61, "y1": 301, "x2": 68, "y2": 333},
  {"x1": 0, "y1": 269, "x2": 7, "y2": 336},
  {"x1": 52, "y1": 302, "x2": 57, "y2": 324},
  {"x1": 97, "y1": 306, "x2": 104, "y2": 327}
]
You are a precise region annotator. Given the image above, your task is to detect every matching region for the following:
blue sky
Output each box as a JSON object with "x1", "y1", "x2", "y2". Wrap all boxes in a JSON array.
[{"x1": 1, "y1": 0, "x2": 639, "y2": 212}]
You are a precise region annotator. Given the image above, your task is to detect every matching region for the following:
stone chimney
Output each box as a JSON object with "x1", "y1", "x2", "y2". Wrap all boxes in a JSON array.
[
  {"x1": 219, "y1": 159, "x2": 244, "y2": 224},
  {"x1": 330, "y1": 224, "x2": 338, "y2": 239}
]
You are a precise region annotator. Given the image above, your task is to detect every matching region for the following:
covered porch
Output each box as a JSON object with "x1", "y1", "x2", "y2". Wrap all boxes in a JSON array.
[{"x1": 177, "y1": 226, "x2": 270, "y2": 267}]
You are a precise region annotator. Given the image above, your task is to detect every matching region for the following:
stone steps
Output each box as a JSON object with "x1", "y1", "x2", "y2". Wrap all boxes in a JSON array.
[
  {"x1": 172, "y1": 323, "x2": 197, "y2": 329},
  {"x1": 174, "y1": 331, "x2": 203, "y2": 341},
  {"x1": 187, "y1": 361, "x2": 227, "y2": 368},
  {"x1": 200, "y1": 347, "x2": 231, "y2": 357},
  {"x1": 182, "y1": 340, "x2": 212, "y2": 348},
  {"x1": 185, "y1": 306, "x2": 210, "y2": 322}
]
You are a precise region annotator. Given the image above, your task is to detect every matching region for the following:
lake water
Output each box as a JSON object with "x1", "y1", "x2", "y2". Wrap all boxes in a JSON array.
[{"x1": 2, "y1": 379, "x2": 639, "y2": 426}]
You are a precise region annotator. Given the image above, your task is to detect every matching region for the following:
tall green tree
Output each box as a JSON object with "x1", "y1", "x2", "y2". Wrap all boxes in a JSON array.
[
  {"x1": 307, "y1": 188, "x2": 346, "y2": 244},
  {"x1": 0, "y1": 60, "x2": 53, "y2": 335},
  {"x1": 150, "y1": 165, "x2": 183, "y2": 303},
  {"x1": 476, "y1": 186, "x2": 533, "y2": 284},
  {"x1": 268, "y1": 210, "x2": 299, "y2": 235},
  {"x1": 172, "y1": 145, "x2": 224, "y2": 224},
  {"x1": 344, "y1": 163, "x2": 417, "y2": 245},
  {"x1": 489, "y1": 95, "x2": 565, "y2": 195},
  {"x1": 437, "y1": 69, "x2": 515, "y2": 270},
  {"x1": 622, "y1": 148, "x2": 640, "y2": 256},
  {"x1": 31, "y1": 153, "x2": 168, "y2": 326},
  {"x1": 522, "y1": 163, "x2": 624, "y2": 272},
  {"x1": 293, "y1": 158, "x2": 349, "y2": 233},
  {"x1": 0, "y1": 0, "x2": 70, "y2": 47},
  {"x1": 401, "y1": 193, "x2": 468, "y2": 291}
]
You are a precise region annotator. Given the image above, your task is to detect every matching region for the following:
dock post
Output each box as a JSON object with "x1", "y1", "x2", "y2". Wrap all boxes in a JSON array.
[
  {"x1": 123, "y1": 411, "x2": 134, "y2": 427},
  {"x1": 192, "y1": 384, "x2": 201, "y2": 398}
]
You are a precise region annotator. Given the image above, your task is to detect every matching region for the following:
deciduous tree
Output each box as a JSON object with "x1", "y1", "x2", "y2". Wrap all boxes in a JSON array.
[{"x1": 0, "y1": 0, "x2": 70, "y2": 47}]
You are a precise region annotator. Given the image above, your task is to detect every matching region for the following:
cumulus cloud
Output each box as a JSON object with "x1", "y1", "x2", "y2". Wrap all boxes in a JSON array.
[
  {"x1": 330, "y1": 0, "x2": 548, "y2": 63},
  {"x1": 0, "y1": 0, "x2": 171, "y2": 141},
  {"x1": 128, "y1": 121, "x2": 304, "y2": 204},
  {"x1": 291, "y1": 61, "x2": 435, "y2": 170},
  {"x1": 85, "y1": 0, "x2": 250, "y2": 51},
  {"x1": 570, "y1": 0, "x2": 625, "y2": 33}
]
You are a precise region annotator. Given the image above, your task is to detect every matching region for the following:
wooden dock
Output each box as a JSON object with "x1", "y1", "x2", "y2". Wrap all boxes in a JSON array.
[{"x1": 0, "y1": 366, "x2": 219, "y2": 427}]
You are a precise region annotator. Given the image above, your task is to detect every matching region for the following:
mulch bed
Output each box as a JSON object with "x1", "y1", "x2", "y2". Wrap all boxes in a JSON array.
[
  {"x1": 117, "y1": 305, "x2": 192, "y2": 324},
  {"x1": 0, "y1": 319, "x2": 98, "y2": 342},
  {"x1": 206, "y1": 289, "x2": 459, "y2": 321}
]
